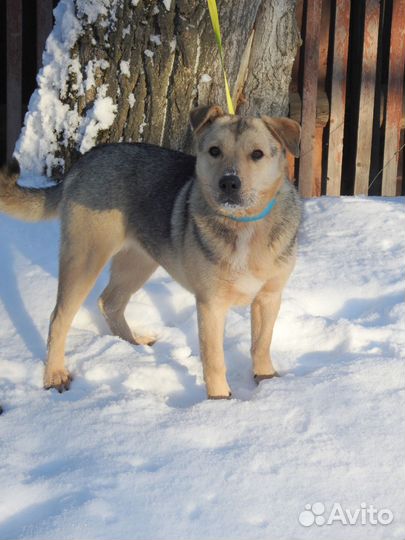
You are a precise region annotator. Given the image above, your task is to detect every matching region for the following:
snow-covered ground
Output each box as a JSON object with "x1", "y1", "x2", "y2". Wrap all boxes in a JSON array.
[{"x1": 0, "y1": 195, "x2": 404, "y2": 539}]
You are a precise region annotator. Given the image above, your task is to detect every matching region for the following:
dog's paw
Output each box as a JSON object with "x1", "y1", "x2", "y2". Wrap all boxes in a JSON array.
[
  {"x1": 133, "y1": 334, "x2": 157, "y2": 346},
  {"x1": 44, "y1": 369, "x2": 72, "y2": 393},
  {"x1": 254, "y1": 372, "x2": 280, "y2": 384},
  {"x1": 206, "y1": 378, "x2": 232, "y2": 400},
  {"x1": 208, "y1": 391, "x2": 232, "y2": 400}
]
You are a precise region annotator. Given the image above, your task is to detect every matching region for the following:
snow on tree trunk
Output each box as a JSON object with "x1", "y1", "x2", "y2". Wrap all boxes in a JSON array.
[{"x1": 15, "y1": 0, "x2": 300, "y2": 178}]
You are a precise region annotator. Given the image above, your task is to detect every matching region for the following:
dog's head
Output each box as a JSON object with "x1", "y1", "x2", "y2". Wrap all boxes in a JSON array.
[{"x1": 190, "y1": 105, "x2": 300, "y2": 214}]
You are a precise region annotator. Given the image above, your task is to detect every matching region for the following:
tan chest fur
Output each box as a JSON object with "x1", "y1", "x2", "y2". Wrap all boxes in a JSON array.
[{"x1": 219, "y1": 223, "x2": 279, "y2": 304}]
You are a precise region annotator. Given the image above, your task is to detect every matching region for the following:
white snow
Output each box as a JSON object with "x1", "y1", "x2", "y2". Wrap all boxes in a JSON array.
[
  {"x1": 119, "y1": 60, "x2": 131, "y2": 77},
  {"x1": 15, "y1": 0, "x2": 83, "y2": 176},
  {"x1": 144, "y1": 49, "x2": 154, "y2": 58},
  {"x1": 163, "y1": 0, "x2": 171, "y2": 11},
  {"x1": 169, "y1": 37, "x2": 177, "y2": 53},
  {"x1": 127, "y1": 93, "x2": 136, "y2": 108},
  {"x1": 85, "y1": 59, "x2": 110, "y2": 92},
  {"x1": 138, "y1": 115, "x2": 147, "y2": 135},
  {"x1": 79, "y1": 94, "x2": 117, "y2": 154},
  {"x1": 75, "y1": 0, "x2": 112, "y2": 24},
  {"x1": 150, "y1": 34, "x2": 162, "y2": 46},
  {"x1": 0, "y1": 195, "x2": 404, "y2": 539},
  {"x1": 14, "y1": 0, "x2": 121, "y2": 177},
  {"x1": 200, "y1": 73, "x2": 212, "y2": 83}
]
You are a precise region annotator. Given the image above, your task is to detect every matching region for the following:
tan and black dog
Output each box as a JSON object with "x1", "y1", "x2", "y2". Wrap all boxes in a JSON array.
[{"x1": 0, "y1": 105, "x2": 301, "y2": 399}]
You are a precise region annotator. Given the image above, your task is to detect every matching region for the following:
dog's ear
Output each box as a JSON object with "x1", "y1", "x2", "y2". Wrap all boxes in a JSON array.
[
  {"x1": 190, "y1": 105, "x2": 224, "y2": 134},
  {"x1": 262, "y1": 116, "x2": 301, "y2": 158}
]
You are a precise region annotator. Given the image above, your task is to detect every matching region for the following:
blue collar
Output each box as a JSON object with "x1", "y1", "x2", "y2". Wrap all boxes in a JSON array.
[{"x1": 223, "y1": 196, "x2": 278, "y2": 223}]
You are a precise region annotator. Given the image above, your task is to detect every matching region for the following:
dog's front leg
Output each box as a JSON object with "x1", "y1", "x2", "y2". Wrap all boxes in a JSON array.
[
  {"x1": 196, "y1": 299, "x2": 231, "y2": 399},
  {"x1": 250, "y1": 288, "x2": 282, "y2": 382}
]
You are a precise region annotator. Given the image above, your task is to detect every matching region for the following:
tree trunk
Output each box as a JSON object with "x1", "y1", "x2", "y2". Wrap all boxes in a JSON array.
[{"x1": 16, "y1": 0, "x2": 300, "y2": 178}]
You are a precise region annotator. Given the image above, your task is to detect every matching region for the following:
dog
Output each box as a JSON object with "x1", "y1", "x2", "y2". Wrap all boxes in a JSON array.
[{"x1": 0, "y1": 105, "x2": 301, "y2": 399}]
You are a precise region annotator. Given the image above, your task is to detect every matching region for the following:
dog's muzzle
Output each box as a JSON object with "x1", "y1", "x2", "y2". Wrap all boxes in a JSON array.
[{"x1": 218, "y1": 174, "x2": 242, "y2": 205}]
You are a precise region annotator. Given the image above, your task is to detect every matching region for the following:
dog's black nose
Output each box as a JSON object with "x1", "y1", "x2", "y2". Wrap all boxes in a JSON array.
[{"x1": 218, "y1": 175, "x2": 241, "y2": 195}]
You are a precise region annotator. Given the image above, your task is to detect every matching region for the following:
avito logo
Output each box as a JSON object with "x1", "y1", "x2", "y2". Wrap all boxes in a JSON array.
[{"x1": 298, "y1": 502, "x2": 393, "y2": 527}]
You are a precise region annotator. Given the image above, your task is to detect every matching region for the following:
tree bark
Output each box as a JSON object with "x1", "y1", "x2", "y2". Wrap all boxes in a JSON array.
[{"x1": 17, "y1": 0, "x2": 300, "y2": 178}]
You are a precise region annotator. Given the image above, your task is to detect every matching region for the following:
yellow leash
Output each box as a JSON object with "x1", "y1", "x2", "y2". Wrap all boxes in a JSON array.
[{"x1": 206, "y1": 0, "x2": 235, "y2": 114}]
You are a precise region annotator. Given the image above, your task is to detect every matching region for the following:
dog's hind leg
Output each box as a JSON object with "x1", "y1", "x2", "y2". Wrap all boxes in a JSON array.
[
  {"x1": 44, "y1": 209, "x2": 124, "y2": 392},
  {"x1": 98, "y1": 244, "x2": 158, "y2": 345}
]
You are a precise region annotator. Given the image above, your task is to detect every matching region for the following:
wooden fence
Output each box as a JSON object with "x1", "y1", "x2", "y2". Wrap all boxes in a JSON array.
[
  {"x1": 1, "y1": 0, "x2": 404, "y2": 196},
  {"x1": 290, "y1": 0, "x2": 405, "y2": 196}
]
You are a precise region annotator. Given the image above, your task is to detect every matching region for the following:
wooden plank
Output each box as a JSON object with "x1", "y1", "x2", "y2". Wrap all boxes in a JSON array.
[
  {"x1": 288, "y1": 0, "x2": 303, "y2": 182},
  {"x1": 290, "y1": 91, "x2": 329, "y2": 127},
  {"x1": 354, "y1": 0, "x2": 380, "y2": 195},
  {"x1": 398, "y1": 128, "x2": 405, "y2": 195},
  {"x1": 379, "y1": 90, "x2": 405, "y2": 128},
  {"x1": 402, "y1": 129, "x2": 405, "y2": 195},
  {"x1": 397, "y1": 129, "x2": 404, "y2": 195},
  {"x1": 6, "y1": 0, "x2": 23, "y2": 159},
  {"x1": 298, "y1": 0, "x2": 323, "y2": 198},
  {"x1": 326, "y1": 0, "x2": 350, "y2": 195},
  {"x1": 287, "y1": 153, "x2": 295, "y2": 181},
  {"x1": 382, "y1": 0, "x2": 405, "y2": 196},
  {"x1": 290, "y1": 0, "x2": 304, "y2": 94},
  {"x1": 37, "y1": 0, "x2": 54, "y2": 70},
  {"x1": 318, "y1": 0, "x2": 331, "y2": 88},
  {"x1": 313, "y1": 126, "x2": 323, "y2": 196},
  {"x1": 313, "y1": 0, "x2": 330, "y2": 195}
]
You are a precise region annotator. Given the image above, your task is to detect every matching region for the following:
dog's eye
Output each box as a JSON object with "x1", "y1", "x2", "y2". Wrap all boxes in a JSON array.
[
  {"x1": 209, "y1": 146, "x2": 221, "y2": 158},
  {"x1": 251, "y1": 149, "x2": 264, "y2": 161}
]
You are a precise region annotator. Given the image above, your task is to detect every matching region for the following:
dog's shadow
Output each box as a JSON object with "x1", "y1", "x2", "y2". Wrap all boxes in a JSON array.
[
  {"x1": 0, "y1": 217, "x2": 59, "y2": 359},
  {"x1": 0, "y1": 216, "x2": 110, "y2": 362}
]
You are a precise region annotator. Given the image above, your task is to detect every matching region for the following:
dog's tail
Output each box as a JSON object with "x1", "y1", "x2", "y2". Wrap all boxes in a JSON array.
[{"x1": 0, "y1": 158, "x2": 63, "y2": 222}]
